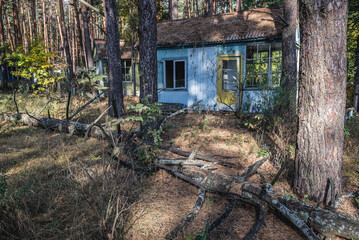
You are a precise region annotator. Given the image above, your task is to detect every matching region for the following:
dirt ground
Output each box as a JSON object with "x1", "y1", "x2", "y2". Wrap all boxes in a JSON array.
[{"x1": 0, "y1": 94, "x2": 358, "y2": 239}]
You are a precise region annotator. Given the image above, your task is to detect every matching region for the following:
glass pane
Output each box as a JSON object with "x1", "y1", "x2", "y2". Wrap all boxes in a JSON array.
[
  {"x1": 175, "y1": 61, "x2": 185, "y2": 88},
  {"x1": 247, "y1": 45, "x2": 257, "y2": 59},
  {"x1": 272, "y1": 62, "x2": 282, "y2": 73},
  {"x1": 103, "y1": 61, "x2": 108, "y2": 75},
  {"x1": 223, "y1": 80, "x2": 237, "y2": 91},
  {"x1": 272, "y1": 74, "x2": 281, "y2": 86},
  {"x1": 166, "y1": 61, "x2": 174, "y2": 88},
  {"x1": 260, "y1": 60, "x2": 269, "y2": 72},
  {"x1": 223, "y1": 60, "x2": 237, "y2": 70},
  {"x1": 223, "y1": 70, "x2": 237, "y2": 80},
  {"x1": 258, "y1": 44, "x2": 269, "y2": 58},
  {"x1": 271, "y1": 42, "x2": 282, "y2": 57}
]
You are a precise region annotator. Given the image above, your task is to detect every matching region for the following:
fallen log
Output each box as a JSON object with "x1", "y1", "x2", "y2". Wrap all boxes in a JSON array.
[
  {"x1": 158, "y1": 159, "x2": 207, "y2": 166},
  {"x1": 3, "y1": 113, "x2": 113, "y2": 140},
  {"x1": 279, "y1": 197, "x2": 359, "y2": 239},
  {"x1": 242, "y1": 183, "x2": 320, "y2": 240},
  {"x1": 165, "y1": 188, "x2": 206, "y2": 240}
]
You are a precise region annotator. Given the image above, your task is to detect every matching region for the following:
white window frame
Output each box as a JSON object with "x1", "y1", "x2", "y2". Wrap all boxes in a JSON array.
[
  {"x1": 245, "y1": 43, "x2": 282, "y2": 88},
  {"x1": 163, "y1": 59, "x2": 186, "y2": 89}
]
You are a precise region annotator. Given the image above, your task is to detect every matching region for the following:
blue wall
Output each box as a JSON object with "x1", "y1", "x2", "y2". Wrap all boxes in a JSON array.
[{"x1": 157, "y1": 40, "x2": 282, "y2": 112}]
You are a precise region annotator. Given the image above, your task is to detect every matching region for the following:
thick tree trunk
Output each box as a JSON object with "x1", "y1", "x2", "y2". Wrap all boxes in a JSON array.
[
  {"x1": 280, "y1": 0, "x2": 297, "y2": 122},
  {"x1": 294, "y1": 0, "x2": 348, "y2": 204},
  {"x1": 6, "y1": 13, "x2": 15, "y2": 50},
  {"x1": 55, "y1": 7, "x2": 64, "y2": 57},
  {"x1": 104, "y1": 0, "x2": 124, "y2": 118},
  {"x1": 354, "y1": 35, "x2": 359, "y2": 112},
  {"x1": 59, "y1": 0, "x2": 74, "y2": 82},
  {"x1": 29, "y1": 0, "x2": 37, "y2": 38},
  {"x1": 0, "y1": 0, "x2": 8, "y2": 89},
  {"x1": 81, "y1": 3, "x2": 94, "y2": 69},
  {"x1": 138, "y1": 0, "x2": 158, "y2": 103}
]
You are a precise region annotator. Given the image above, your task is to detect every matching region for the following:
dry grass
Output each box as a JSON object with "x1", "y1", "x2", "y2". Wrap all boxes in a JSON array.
[{"x1": 1, "y1": 93, "x2": 358, "y2": 240}]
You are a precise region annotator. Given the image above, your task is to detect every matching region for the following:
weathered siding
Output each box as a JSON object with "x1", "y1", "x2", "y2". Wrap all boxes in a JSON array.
[
  {"x1": 157, "y1": 40, "x2": 283, "y2": 112},
  {"x1": 158, "y1": 47, "x2": 218, "y2": 110}
]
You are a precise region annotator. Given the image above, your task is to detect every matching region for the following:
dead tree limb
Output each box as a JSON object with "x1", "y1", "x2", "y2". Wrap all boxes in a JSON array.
[
  {"x1": 158, "y1": 159, "x2": 207, "y2": 166},
  {"x1": 243, "y1": 205, "x2": 268, "y2": 240},
  {"x1": 66, "y1": 90, "x2": 72, "y2": 121},
  {"x1": 279, "y1": 197, "x2": 359, "y2": 239},
  {"x1": 162, "y1": 146, "x2": 239, "y2": 168},
  {"x1": 165, "y1": 188, "x2": 206, "y2": 240},
  {"x1": 236, "y1": 156, "x2": 270, "y2": 183},
  {"x1": 34, "y1": 98, "x2": 53, "y2": 115},
  {"x1": 13, "y1": 90, "x2": 19, "y2": 114},
  {"x1": 242, "y1": 183, "x2": 320, "y2": 240},
  {"x1": 196, "y1": 195, "x2": 235, "y2": 240},
  {"x1": 68, "y1": 91, "x2": 104, "y2": 121},
  {"x1": 334, "y1": 191, "x2": 359, "y2": 209},
  {"x1": 159, "y1": 100, "x2": 202, "y2": 132},
  {"x1": 84, "y1": 106, "x2": 111, "y2": 140}
]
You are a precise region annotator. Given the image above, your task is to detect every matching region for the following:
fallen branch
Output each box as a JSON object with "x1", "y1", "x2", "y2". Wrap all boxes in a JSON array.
[
  {"x1": 159, "y1": 100, "x2": 202, "y2": 132},
  {"x1": 68, "y1": 91, "x2": 104, "y2": 121},
  {"x1": 196, "y1": 195, "x2": 235, "y2": 240},
  {"x1": 35, "y1": 98, "x2": 53, "y2": 115},
  {"x1": 162, "y1": 146, "x2": 239, "y2": 168},
  {"x1": 236, "y1": 156, "x2": 270, "y2": 183},
  {"x1": 158, "y1": 159, "x2": 207, "y2": 166},
  {"x1": 243, "y1": 205, "x2": 268, "y2": 240},
  {"x1": 165, "y1": 188, "x2": 206, "y2": 240},
  {"x1": 242, "y1": 183, "x2": 320, "y2": 240},
  {"x1": 84, "y1": 106, "x2": 111, "y2": 140}
]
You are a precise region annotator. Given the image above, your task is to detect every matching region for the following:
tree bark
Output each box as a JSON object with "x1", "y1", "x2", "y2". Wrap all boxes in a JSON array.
[
  {"x1": 138, "y1": 0, "x2": 158, "y2": 103},
  {"x1": 354, "y1": 34, "x2": 359, "y2": 112},
  {"x1": 29, "y1": 0, "x2": 37, "y2": 39},
  {"x1": 58, "y1": 0, "x2": 74, "y2": 82},
  {"x1": 20, "y1": 0, "x2": 28, "y2": 49},
  {"x1": 206, "y1": 0, "x2": 212, "y2": 16},
  {"x1": 280, "y1": 0, "x2": 297, "y2": 122},
  {"x1": 0, "y1": 0, "x2": 8, "y2": 89},
  {"x1": 104, "y1": 0, "x2": 125, "y2": 118},
  {"x1": 72, "y1": 0, "x2": 85, "y2": 68},
  {"x1": 12, "y1": 0, "x2": 23, "y2": 46},
  {"x1": 81, "y1": 2, "x2": 94, "y2": 68},
  {"x1": 42, "y1": 0, "x2": 48, "y2": 50},
  {"x1": 294, "y1": 0, "x2": 348, "y2": 204},
  {"x1": 169, "y1": 0, "x2": 178, "y2": 20}
]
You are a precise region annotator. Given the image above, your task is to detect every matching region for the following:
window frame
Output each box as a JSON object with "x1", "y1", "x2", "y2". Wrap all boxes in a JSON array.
[
  {"x1": 245, "y1": 43, "x2": 282, "y2": 89},
  {"x1": 163, "y1": 59, "x2": 187, "y2": 90},
  {"x1": 121, "y1": 59, "x2": 132, "y2": 82}
]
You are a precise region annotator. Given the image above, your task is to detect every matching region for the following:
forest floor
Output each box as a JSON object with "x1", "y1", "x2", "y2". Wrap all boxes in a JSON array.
[{"x1": 0, "y1": 93, "x2": 358, "y2": 239}]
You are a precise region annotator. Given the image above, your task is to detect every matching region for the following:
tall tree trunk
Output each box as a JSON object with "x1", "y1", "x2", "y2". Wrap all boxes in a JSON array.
[
  {"x1": 236, "y1": 0, "x2": 242, "y2": 11},
  {"x1": 206, "y1": 0, "x2": 212, "y2": 16},
  {"x1": 81, "y1": 3, "x2": 94, "y2": 68},
  {"x1": 29, "y1": 0, "x2": 37, "y2": 38},
  {"x1": 138, "y1": 0, "x2": 158, "y2": 103},
  {"x1": 104, "y1": 0, "x2": 124, "y2": 118},
  {"x1": 49, "y1": 5, "x2": 54, "y2": 56},
  {"x1": 55, "y1": 7, "x2": 64, "y2": 57},
  {"x1": 169, "y1": 0, "x2": 178, "y2": 20},
  {"x1": 294, "y1": 0, "x2": 348, "y2": 204},
  {"x1": 212, "y1": 0, "x2": 216, "y2": 14},
  {"x1": 280, "y1": 0, "x2": 298, "y2": 129},
  {"x1": 20, "y1": 0, "x2": 28, "y2": 49},
  {"x1": 0, "y1": 0, "x2": 8, "y2": 89},
  {"x1": 58, "y1": 0, "x2": 74, "y2": 82},
  {"x1": 354, "y1": 35, "x2": 359, "y2": 112},
  {"x1": 13, "y1": 0, "x2": 23, "y2": 46},
  {"x1": 42, "y1": 0, "x2": 48, "y2": 50},
  {"x1": 6, "y1": 13, "x2": 15, "y2": 50},
  {"x1": 26, "y1": 2, "x2": 33, "y2": 42}
]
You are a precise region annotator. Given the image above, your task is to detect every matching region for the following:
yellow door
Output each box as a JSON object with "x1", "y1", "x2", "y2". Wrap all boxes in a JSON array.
[{"x1": 217, "y1": 55, "x2": 242, "y2": 107}]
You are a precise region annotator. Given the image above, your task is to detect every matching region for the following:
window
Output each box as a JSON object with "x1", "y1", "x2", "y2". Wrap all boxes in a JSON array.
[
  {"x1": 221, "y1": 58, "x2": 239, "y2": 91},
  {"x1": 245, "y1": 43, "x2": 282, "y2": 88},
  {"x1": 164, "y1": 60, "x2": 186, "y2": 89},
  {"x1": 121, "y1": 60, "x2": 132, "y2": 82}
]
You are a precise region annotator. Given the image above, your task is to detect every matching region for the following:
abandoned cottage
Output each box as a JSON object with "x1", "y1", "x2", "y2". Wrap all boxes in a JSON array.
[{"x1": 95, "y1": 6, "x2": 299, "y2": 112}]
